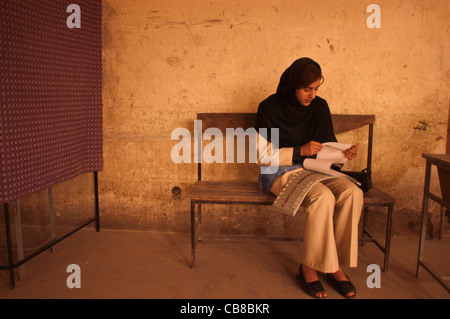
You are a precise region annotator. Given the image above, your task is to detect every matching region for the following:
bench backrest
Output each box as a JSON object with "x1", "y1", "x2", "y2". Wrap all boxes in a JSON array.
[{"x1": 196, "y1": 113, "x2": 375, "y2": 181}]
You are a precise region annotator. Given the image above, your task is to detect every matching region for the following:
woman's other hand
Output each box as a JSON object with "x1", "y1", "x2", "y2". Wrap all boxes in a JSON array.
[
  {"x1": 342, "y1": 143, "x2": 360, "y2": 160},
  {"x1": 300, "y1": 141, "x2": 323, "y2": 156}
]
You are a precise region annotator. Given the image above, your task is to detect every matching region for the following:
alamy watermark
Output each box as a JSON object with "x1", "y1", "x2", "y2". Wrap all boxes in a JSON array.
[
  {"x1": 66, "y1": 264, "x2": 81, "y2": 288},
  {"x1": 366, "y1": 264, "x2": 382, "y2": 288},
  {"x1": 170, "y1": 120, "x2": 280, "y2": 174},
  {"x1": 366, "y1": 4, "x2": 381, "y2": 29},
  {"x1": 66, "y1": 4, "x2": 81, "y2": 29}
]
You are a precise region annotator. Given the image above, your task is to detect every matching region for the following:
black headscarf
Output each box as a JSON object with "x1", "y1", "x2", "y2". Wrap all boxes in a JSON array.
[{"x1": 255, "y1": 57, "x2": 337, "y2": 163}]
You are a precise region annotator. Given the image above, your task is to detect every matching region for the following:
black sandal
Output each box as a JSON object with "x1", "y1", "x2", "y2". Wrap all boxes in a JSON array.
[
  {"x1": 326, "y1": 273, "x2": 356, "y2": 299},
  {"x1": 296, "y1": 264, "x2": 327, "y2": 299}
]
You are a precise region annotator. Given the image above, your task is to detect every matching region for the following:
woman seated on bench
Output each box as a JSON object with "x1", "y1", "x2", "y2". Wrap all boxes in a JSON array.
[{"x1": 255, "y1": 57, "x2": 363, "y2": 299}]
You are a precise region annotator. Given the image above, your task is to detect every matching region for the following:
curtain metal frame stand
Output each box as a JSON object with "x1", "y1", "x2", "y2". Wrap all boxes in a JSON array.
[{"x1": 1, "y1": 171, "x2": 100, "y2": 289}]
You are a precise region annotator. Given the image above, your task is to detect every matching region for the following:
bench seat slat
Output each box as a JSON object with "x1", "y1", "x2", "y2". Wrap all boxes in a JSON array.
[
  {"x1": 362, "y1": 187, "x2": 396, "y2": 206},
  {"x1": 189, "y1": 181, "x2": 394, "y2": 207},
  {"x1": 189, "y1": 181, "x2": 276, "y2": 203}
]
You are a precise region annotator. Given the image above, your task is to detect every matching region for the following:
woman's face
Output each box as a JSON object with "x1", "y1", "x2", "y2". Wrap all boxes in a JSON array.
[{"x1": 295, "y1": 78, "x2": 321, "y2": 106}]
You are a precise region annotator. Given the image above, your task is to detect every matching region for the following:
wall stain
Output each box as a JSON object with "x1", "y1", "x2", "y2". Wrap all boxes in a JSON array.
[
  {"x1": 327, "y1": 38, "x2": 335, "y2": 54},
  {"x1": 166, "y1": 56, "x2": 182, "y2": 67},
  {"x1": 413, "y1": 120, "x2": 430, "y2": 131}
]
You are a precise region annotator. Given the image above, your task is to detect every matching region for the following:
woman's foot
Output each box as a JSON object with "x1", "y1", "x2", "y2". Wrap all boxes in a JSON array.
[
  {"x1": 327, "y1": 266, "x2": 356, "y2": 298},
  {"x1": 296, "y1": 264, "x2": 327, "y2": 299}
]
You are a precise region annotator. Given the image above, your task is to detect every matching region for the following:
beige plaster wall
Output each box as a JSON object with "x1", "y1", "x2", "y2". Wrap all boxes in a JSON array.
[{"x1": 19, "y1": 0, "x2": 450, "y2": 238}]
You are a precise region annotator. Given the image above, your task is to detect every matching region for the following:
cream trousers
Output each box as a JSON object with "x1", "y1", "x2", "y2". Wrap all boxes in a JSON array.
[{"x1": 272, "y1": 174, "x2": 363, "y2": 273}]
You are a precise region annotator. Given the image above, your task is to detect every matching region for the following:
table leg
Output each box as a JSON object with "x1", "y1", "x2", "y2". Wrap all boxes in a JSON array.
[
  {"x1": 417, "y1": 160, "x2": 431, "y2": 277},
  {"x1": 384, "y1": 203, "x2": 393, "y2": 272}
]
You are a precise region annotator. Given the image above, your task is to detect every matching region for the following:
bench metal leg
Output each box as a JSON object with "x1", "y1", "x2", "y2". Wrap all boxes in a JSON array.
[
  {"x1": 361, "y1": 206, "x2": 369, "y2": 246},
  {"x1": 360, "y1": 204, "x2": 394, "y2": 272},
  {"x1": 190, "y1": 200, "x2": 196, "y2": 268}
]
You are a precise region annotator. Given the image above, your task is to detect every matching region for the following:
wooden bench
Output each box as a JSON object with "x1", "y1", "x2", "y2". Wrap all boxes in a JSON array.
[{"x1": 189, "y1": 113, "x2": 395, "y2": 271}]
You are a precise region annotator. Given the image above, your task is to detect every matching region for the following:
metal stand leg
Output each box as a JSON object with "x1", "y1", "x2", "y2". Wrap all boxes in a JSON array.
[
  {"x1": 4, "y1": 203, "x2": 15, "y2": 289},
  {"x1": 48, "y1": 187, "x2": 57, "y2": 253},
  {"x1": 94, "y1": 171, "x2": 100, "y2": 232},
  {"x1": 13, "y1": 201, "x2": 25, "y2": 281}
]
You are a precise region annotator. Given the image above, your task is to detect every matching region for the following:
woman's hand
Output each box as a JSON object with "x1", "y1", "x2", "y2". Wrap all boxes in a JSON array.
[
  {"x1": 342, "y1": 143, "x2": 360, "y2": 160},
  {"x1": 300, "y1": 141, "x2": 323, "y2": 156}
]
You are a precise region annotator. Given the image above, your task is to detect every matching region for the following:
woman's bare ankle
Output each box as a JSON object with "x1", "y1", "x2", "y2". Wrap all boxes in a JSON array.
[
  {"x1": 301, "y1": 264, "x2": 319, "y2": 283},
  {"x1": 332, "y1": 265, "x2": 350, "y2": 281}
]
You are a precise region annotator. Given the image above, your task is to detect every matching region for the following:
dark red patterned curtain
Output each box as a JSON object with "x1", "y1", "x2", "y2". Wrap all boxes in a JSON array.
[{"x1": 0, "y1": 0, "x2": 103, "y2": 203}]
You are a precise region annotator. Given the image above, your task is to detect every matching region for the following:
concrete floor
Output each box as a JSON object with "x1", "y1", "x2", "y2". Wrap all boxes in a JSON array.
[{"x1": 0, "y1": 228, "x2": 449, "y2": 299}]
